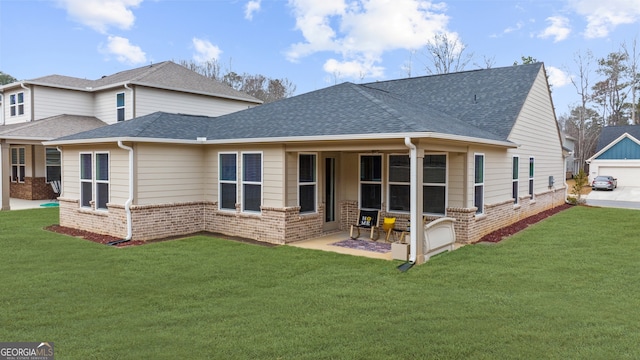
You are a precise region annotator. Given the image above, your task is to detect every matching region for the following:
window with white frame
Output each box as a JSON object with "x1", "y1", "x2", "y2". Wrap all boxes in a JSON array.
[
  {"x1": 219, "y1": 153, "x2": 238, "y2": 211},
  {"x1": 116, "y1": 92, "x2": 125, "y2": 122},
  {"x1": 80, "y1": 153, "x2": 93, "y2": 208},
  {"x1": 299, "y1": 153, "x2": 316, "y2": 213},
  {"x1": 95, "y1": 153, "x2": 109, "y2": 210},
  {"x1": 80, "y1": 152, "x2": 109, "y2": 210},
  {"x1": 45, "y1": 147, "x2": 61, "y2": 183},
  {"x1": 512, "y1": 156, "x2": 519, "y2": 204},
  {"x1": 423, "y1": 154, "x2": 447, "y2": 214},
  {"x1": 242, "y1": 152, "x2": 262, "y2": 212},
  {"x1": 360, "y1": 154, "x2": 382, "y2": 210},
  {"x1": 388, "y1": 155, "x2": 410, "y2": 212},
  {"x1": 474, "y1": 154, "x2": 484, "y2": 214},
  {"x1": 388, "y1": 154, "x2": 447, "y2": 214},
  {"x1": 10, "y1": 147, "x2": 25, "y2": 183},
  {"x1": 10, "y1": 92, "x2": 24, "y2": 116},
  {"x1": 529, "y1": 157, "x2": 535, "y2": 199}
]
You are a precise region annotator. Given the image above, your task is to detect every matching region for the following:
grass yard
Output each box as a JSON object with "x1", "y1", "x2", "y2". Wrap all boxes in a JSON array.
[{"x1": 2, "y1": 206, "x2": 640, "y2": 359}]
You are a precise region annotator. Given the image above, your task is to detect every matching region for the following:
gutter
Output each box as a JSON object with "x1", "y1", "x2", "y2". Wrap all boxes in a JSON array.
[
  {"x1": 116, "y1": 141, "x2": 133, "y2": 242},
  {"x1": 404, "y1": 137, "x2": 418, "y2": 265}
]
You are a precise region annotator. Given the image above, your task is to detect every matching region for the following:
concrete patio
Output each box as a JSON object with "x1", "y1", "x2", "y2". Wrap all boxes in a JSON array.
[
  {"x1": 288, "y1": 232, "x2": 395, "y2": 260},
  {"x1": 7, "y1": 198, "x2": 57, "y2": 210}
]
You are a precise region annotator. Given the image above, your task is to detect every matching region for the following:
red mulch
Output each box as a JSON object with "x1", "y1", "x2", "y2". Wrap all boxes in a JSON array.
[
  {"x1": 45, "y1": 225, "x2": 145, "y2": 247},
  {"x1": 46, "y1": 203, "x2": 573, "y2": 247},
  {"x1": 476, "y1": 203, "x2": 573, "y2": 243}
]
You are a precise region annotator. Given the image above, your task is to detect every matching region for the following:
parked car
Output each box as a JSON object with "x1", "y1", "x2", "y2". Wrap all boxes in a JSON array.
[{"x1": 592, "y1": 175, "x2": 618, "y2": 191}]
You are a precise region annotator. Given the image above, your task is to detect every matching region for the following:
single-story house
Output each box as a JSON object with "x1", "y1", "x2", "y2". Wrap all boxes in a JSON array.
[
  {"x1": 46, "y1": 63, "x2": 567, "y2": 264},
  {"x1": 586, "y1": 125, "x2": 640, "y2": 186}
]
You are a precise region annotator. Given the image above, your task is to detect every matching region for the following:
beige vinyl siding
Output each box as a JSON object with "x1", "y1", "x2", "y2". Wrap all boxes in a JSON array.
[
  {"x1": 135, "y1": 87, "x2": 254, "y2": 118},
  {"x1": 202, "y1": 150, "x2": 216, "y2": 201},
  {"x1": 136, "y1": 144, "x2": 205, "y2": 205},
  {"x1": 60, "y1": 145, "x2": 129, "y2": 204},
  {"x1": 262, "y1": 146, "x2": 285, "y2": 208},
  {"x1": 34, "y1": 145, "x2": 45, "y2": 177},
  {"x1": 465, "y1": 147, "x2": 510, "y2": 208},
  {"x1": 285, "y1": 152, "x2": 297, "y2": 207},
  {"x1": 94, "y1": 88, "x2": 132, "y2": 124},
  {"x1": 507, "y1": 67, "x2": 564, "y2": 196},
  {"x1": 33, "y1": 86, "x2": 93, "y2": 120},
  {"x1": 447, "y1": 153, "x2": 464, "y2": 208}
]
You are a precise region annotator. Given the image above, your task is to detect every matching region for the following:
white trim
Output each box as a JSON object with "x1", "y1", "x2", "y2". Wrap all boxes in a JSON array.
[
  {"x1": 10, "y1": 146, "x2": 25, "y2": 183},
  {"x1": 298, "y1": 152, "x2": 318, "y2": 214},
  {"x1": 240, "y1": 151, "x2": 263, "y2": 213},
  {"x1": 358, "y1": 153, "x2": 383, "y2": 210},
  {"x1": 94, "y1": 151, "x2": 110, "y2": 211},
  {"x1": 512, "y1": 155, "x2": 519, "y2": 205},
  {"x1": 44, "y1": 132, "x2": 518, "y2": 148},
  {"x1": 474, "y1": 153, "x2": 485, "y2": 215},
  {"x1": 79, "y1": 152, "x2": 92, "y2": 208},
  {"x1": 529, "y1": 156, "x2": 535, "y2": 199},
  {"x1": 44, "y1": 147, "x2": 61, "y2": 183},
  {"x1": 586, "y1": 132, "x2": 640, "y2": 162},
  {"x1": 218, "y1": 152, "x2": 238, "y2": 212}
]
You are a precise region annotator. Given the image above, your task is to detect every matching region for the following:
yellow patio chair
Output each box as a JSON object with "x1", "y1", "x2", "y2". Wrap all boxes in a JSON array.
[{"x1": 382, "y1": 217, "x2": 396, "y2": 242}]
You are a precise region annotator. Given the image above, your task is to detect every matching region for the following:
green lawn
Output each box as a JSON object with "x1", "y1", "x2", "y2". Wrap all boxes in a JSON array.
[{"x1": 2, "y1": 206, "x2": 640, "y2": 359}]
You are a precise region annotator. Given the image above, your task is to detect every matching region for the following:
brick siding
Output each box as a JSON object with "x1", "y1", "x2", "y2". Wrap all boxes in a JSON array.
[{"x1": 10, "y1": 177, "x2": 57, "y2": 200}]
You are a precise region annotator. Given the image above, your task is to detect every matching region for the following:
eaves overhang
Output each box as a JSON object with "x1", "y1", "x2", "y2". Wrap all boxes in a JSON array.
[{"x1": 45, "y1": 131, "x2": 517, "y2": 148}]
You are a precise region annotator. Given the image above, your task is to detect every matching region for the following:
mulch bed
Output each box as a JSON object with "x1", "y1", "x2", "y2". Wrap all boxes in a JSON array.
[
  {"x1": 475, "y1": 203, "x2": 573, "y2": 243},
  {"x1": 46, "y1": 203, "x2": 573, "y2": 248}
]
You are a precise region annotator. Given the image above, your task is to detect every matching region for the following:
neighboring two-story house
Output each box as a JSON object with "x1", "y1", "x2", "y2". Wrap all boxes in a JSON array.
[{"x1": 0, "y1": 61, "x2": 262, "y2": 209}]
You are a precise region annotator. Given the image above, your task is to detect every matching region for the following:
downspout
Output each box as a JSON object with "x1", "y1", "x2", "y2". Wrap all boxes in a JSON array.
[
  {"x1": 117, "y1": 141, "x2": 133, "y2": 241},
  {"x1": 20, "y1": 83, "x2": 32, "y2": 122},
  {"x1": 404, "y1": 137, "x2": 418, "y2": 264}
]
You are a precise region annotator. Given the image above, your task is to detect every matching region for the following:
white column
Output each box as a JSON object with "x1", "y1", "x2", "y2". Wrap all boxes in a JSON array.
[{"x1": 1, "y1": 141, "x2": 10, "y2": 210}]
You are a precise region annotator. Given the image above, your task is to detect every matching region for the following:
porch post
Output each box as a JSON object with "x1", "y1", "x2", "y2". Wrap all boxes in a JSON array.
[
  {"x1": 1, "y1": 140, "x2": 10, "y2": 210},
  {"x1": 414, "y1": 149, "x2": 425, "y2": 264}
]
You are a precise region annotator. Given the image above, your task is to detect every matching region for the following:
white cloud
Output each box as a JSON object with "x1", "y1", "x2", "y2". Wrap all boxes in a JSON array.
[
  {"x1": 245, "y1": 0, "x2": 261, "y2": 20},
  {"x1": 192, "y1": 38, "x2": 222, "y2": 62},
  {"x1": 286, "y1": 0, "x2": 450, "y2": 81},
  {"x1": 546, "y1": 66, "x2": 572, "y2": 88},
  {"x1": 538, "y1": 16, "x2": 571, "y2": 42},
  {"x1": 568, "y1": 0, "x2": 640, "y2": 38},
  {"x1": 102, "y1": 36, "x2": 146, "y2": 64},
  {"x1": 504, "y1": 21, "x2": 524, "y2": 34},
  {"x1": 56, "y1": 0, "x2": 142, "y2": 34}
]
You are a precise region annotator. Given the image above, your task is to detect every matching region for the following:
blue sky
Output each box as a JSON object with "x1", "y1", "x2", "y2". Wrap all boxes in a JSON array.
[{"x1": 1, "y1": 0, "x2": 638, "y2": 117}]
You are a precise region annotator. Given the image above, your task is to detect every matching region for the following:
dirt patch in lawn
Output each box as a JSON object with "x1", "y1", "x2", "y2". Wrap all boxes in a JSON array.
[{"x1": 476, "y1": 203, "x2": 573, "y2": 244}]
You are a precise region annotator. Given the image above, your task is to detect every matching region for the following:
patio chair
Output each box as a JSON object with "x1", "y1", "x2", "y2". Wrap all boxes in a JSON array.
[
  {"x1": 382, "y1": 217, "x2": 396, "y2": 242},
  {"x1": 50, "y1": 180, "x2": 61, "y2": 200},
  {"x1": 350, "y1": 209, "x2": 381, "y2": 241}
]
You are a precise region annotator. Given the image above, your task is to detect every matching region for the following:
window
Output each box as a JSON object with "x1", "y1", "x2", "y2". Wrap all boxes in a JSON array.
[
  {"x1": 10, "y1": 92, "x2": 24, "y2": 116},
  {"x1": 10, "y1": 147, "x2": 25, "y2": 183},
  {"x1": 423, "y1": 154, "x2": 447, "y2": 214},
  {"x1": 80, "y1": 152, "x2": 109, "y2": 210},
  {"x1": 299, "y1": 153, "x2": 316, "y2": 213},
  {"x1": 219, "y1": 153, "x2": 237, "y2": 211},
  {"x1": 80, "y1": 153, "x2": 93, "y2": 208},
  {"x1": 388, "y1": 154, "x2": 447, "y2": 214},
  {"x1": 45, "y1": 148, "x2": 61, "y2": 183},
  {"x1": 116, "y1": 92, "x2": 125, "y2": 122},
  {"x1": 474, "y1": 154, "x2": 484, "y2": 214},
  {"x1": 95, "y1": 153, "x2": 109, "y2": 210},
  {"x1": 360, "y1": 155, "x2": 382, "y2": 210},
  {"x1": 512, "y1": 156, "x2": 519, "y2": 204},
  {"x1": 388, "y1": 155, "x2": 410, "y2": 212},
  {"x1": 529, "y1": 157, "x2": 535, "y2": 199},
  {"x1": 242, "y1": 152, "x2": 262, "y2": 212}
]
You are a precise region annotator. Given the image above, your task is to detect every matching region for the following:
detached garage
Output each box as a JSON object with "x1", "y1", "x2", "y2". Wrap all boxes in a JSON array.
[{"x1": 587, "y1": 126, "x2": 640, "y2": 187}]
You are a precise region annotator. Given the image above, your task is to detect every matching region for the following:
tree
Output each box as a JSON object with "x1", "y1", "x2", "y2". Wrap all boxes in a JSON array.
[
  {"x1": 592, "y1": 51, "x2": 630, "y2": 126},
  {"x1": 568, "y1": 50, "x2": 599, "y2": 169},
  {"x1": 513, "y1": 56, "x2": 538, "y2": 65},
  {"x1": 178, "y1": 59, "x2": 296, "y2": 103},
  {"x1": 0, "y1": 71, "x2": 17, "y2": 85},
  {"x1": 623, "y1": 37, "x2": 640, "y2": 124},
  {"x1": 423, "y1": 33, "x2": 473, "y2": 74}
]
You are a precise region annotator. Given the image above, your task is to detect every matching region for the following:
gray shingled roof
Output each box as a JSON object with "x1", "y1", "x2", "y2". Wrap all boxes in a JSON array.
[
  {"x1": 13, "y1": 61, "x2": 261, "y2": 104},
  {"x1": 0, "y1": 115, "x2": 107, "y2": 140},
  {"x1": 595, "y1": 125, "x2": 640, "y2": 152},
  {"x1": 51, "y1": 63, "x2": 545, "y2": 144}
]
